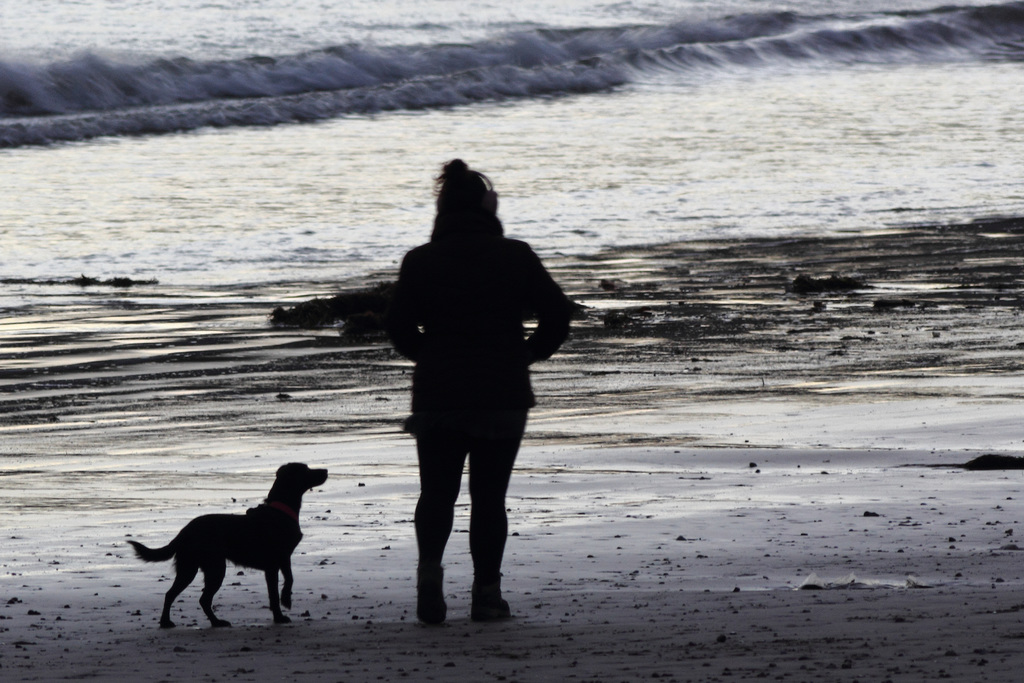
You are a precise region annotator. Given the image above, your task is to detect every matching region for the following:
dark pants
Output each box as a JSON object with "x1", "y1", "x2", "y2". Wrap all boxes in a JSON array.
[{"x1": 414, "y1": 428, "x2": 522, "y2": 585}]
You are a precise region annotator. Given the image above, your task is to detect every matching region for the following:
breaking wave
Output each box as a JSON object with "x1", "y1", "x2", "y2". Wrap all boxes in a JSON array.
[{"x1": 2, "y1": 2, "x2": 1023, "y2": 147}]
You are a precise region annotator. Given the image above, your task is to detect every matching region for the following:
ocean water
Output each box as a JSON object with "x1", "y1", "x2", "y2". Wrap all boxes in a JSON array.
[{"x1": 2, "y1": 0, "x2": 1024, "y2": 291}]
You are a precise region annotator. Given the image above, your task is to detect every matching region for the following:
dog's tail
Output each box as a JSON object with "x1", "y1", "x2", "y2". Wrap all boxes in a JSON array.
[{"x1": 127, "y1": 539, "x2": 176, "y2": 563}]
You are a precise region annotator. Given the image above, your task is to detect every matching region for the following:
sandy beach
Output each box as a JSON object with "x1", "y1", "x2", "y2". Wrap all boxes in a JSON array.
[{"x1": 4, "y1": 218, "x2": 1024, "y2": 681}]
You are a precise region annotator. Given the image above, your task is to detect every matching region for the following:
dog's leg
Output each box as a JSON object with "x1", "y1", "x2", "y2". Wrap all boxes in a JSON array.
[
  {"x1": 264, "y1": 568, "x2": 290, "y2": 624},
  {"x1": 280, "y1": 559, "x2": 294, "y2": 611},
  {"x1": 199, "y1": 560, "x2": 231, "y2": 627},
  {"x1": 160, "y1": 563, "x2": 199, "y2": 628}
]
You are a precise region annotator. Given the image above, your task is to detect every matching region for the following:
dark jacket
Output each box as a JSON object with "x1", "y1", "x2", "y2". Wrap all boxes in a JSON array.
[{"x1": 385, "y1": 210, "x2": 571, "y2": 412}]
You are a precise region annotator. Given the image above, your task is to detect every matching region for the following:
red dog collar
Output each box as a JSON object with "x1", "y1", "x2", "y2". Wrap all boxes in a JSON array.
[{"x1": 268, "y1": 501, "x2": 299, "y2": 522}]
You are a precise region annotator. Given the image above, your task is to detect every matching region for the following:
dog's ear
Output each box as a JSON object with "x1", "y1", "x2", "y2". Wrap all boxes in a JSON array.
[{"x1": 276, "y1": 462, "x2": 304, "y2": 478}]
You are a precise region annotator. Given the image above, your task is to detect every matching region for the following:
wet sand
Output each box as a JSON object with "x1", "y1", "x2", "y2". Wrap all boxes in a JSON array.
[
  {"x1": 3, "y1": 218, "x2": 1024, "y2": 681},
  {"x1": 5, "y1": 216, "x2": 1024, "y2": 451}
]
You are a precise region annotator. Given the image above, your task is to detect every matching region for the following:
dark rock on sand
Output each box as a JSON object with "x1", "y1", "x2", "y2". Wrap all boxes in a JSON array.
[
  {"x1": 873, "y1": 299, "x2": 916, "y2": 310},
  {"x1": 962, "y1": 454, "x2": 1024, "y2": 470},
  {"x1": 789, "y1": 274, "x2": 867, "y2": 294},
  {"x1": 603, "y1": 310, "x2": 632, "y2": 328}
]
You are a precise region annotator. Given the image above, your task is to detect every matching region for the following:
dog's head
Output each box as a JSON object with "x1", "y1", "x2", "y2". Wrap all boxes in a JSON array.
[{"x1": 276, "y1": 462, "x2": 329, "y2": 491}]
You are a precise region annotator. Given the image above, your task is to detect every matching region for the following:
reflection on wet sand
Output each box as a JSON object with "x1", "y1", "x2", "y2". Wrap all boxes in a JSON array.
[{"x1": 4, "y1": 218, "x2": 1024, "y2": 460}]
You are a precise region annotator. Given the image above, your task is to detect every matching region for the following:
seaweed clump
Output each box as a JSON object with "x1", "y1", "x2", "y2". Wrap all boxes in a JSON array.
[
  {"x1": 270, "y1": 282, "x2": 395, "y2": 333},
  {"x1": 789, "y1": 275, "x2": 867, "y2": 294},
  {"x1": 270, "y1": 282, "x2": 585, "y2": 335},
  {"x1": 72, "y1": 275, "x2": 159, "y2": 287},
  {"x1": 1, "y1": 275, "x2": 158, "y2": 287}
]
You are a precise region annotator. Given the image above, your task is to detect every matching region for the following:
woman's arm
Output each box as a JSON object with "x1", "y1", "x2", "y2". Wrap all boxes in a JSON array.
[
  {"x1": 385, "y1": 252, "x2": 425, "y2": 361},
  {"x1": 522, "y1": 247, "x2": 571, "y2": 363}
]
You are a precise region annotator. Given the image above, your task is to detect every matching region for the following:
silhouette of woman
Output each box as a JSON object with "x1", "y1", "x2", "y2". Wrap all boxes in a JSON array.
[{"x1": 386, "y1": 159, "x2": 571, "y2": 623}]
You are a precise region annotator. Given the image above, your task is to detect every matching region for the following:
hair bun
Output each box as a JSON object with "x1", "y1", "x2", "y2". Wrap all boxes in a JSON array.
[
  {"x1": 442, "y1": 159, "x2": 469, "y2": 178},
  {"x1": 435, "y1": 159, "x2": 493, "y2": 216}
]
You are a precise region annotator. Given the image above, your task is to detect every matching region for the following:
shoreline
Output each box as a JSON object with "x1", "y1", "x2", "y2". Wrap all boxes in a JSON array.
[
  {"x1": 4, "y1": 216, "x2": 1024, "y2": 451},
  {"x1": 3, "y1": 218, "x2": 1024, "y2": 680}
]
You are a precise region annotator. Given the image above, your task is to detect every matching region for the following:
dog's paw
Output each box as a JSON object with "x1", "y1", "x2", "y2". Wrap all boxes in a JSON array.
[
  {"x1": 274, "y1": 614, "x2": 292, "y2": 624},
  {"x1": 211, "y1": 618, "x2": 232, "y2": 628},
  {"x1": 159, "y1": 620, "x2": 176, "y2": 629},
  {"x1": 281, "y1": 594, "x2": 292, "y2": 610}
]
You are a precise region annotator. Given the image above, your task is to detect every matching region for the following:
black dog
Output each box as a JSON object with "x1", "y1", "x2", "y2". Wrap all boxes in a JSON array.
[{"x1": 128, "y1": 462, "x2": 328, "y2": 628}]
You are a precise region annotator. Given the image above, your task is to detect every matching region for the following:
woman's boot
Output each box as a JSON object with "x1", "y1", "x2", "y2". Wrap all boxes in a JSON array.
[
  {"x1": 417, "y1": 562, "x2": 447, "y2": 624},
  {"x1": 471, "y1": 578, "x2": 511, "y2": 621}
]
